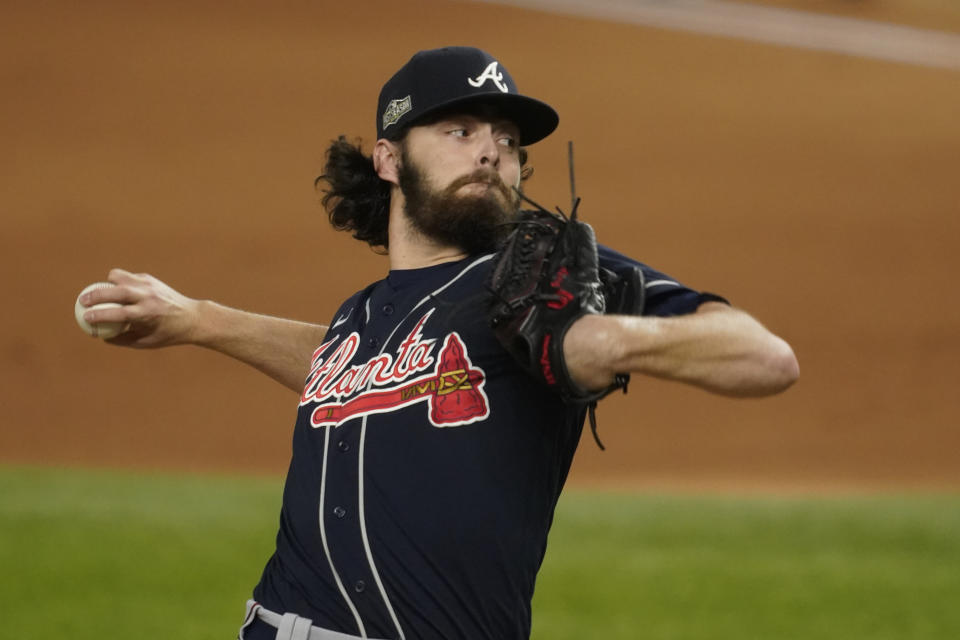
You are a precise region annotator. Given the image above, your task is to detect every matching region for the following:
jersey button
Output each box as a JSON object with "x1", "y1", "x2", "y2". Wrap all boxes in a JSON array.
[
  {"x1": 337, "y1": 440, "x2": 350, "y2": 452},
  {"x1": 367, "y1": 337, "x2": 379, "y2": 349},
  {"x1": 382, "y1": 304, "x2": 394, "y2": 316},
  {"x1": 333, "y1": 506, "x2": 346, "y2": 518},
  {"x1": 354, "y1": 580, "x2": 366, "y2": 593}
]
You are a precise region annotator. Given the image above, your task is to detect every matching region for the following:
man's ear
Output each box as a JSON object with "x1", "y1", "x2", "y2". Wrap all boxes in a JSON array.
[{"x1": 373, "y1": 139, "x2": 401, "y2": 186}]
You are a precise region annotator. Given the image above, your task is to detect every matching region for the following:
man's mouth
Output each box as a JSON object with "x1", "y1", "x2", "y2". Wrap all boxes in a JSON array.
[{"x1": 452, "y1": 173, "x2": 510, "y2": 199}]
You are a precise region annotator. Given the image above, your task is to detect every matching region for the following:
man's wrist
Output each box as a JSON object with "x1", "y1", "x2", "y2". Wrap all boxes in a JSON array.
[{"x1": 188, "y1": 299, "x2": 223, "y2": 348}]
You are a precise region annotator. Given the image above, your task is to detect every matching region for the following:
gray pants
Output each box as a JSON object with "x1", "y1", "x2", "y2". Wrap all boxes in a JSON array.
[{"x1": 238, "y1": 600, "x2": 388, "y2": 640}]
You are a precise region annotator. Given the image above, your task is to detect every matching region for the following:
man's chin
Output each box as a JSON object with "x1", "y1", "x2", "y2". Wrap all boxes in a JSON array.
[
  {"x1": 460, "y1": 189, "x2": 521, "y2": 216},
  {"x1": 457, "y1": 182, "x2": 492, "y2": 193}
]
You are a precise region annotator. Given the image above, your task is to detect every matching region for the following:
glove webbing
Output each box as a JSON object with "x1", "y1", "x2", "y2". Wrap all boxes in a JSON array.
[{"x1": 494, "y1": 214, "x2": 569, "y2": 313}]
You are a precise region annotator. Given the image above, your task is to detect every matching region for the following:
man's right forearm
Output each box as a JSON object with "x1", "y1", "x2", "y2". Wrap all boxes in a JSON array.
[
  {"x1": 193, "y1": 301, "x2": 328, "y2": 392},
  {"x1": 80, "y1": 269, "x2": 329, "y2": 392}
]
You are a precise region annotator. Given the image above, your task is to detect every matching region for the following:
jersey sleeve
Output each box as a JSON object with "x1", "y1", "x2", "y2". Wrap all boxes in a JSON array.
[{"x1": 597, "y1": 244, "x2": 728, "y2": 317}]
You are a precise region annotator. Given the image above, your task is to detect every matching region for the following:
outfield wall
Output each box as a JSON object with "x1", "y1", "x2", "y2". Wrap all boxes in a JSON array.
[{"x1": 2, "y1": 0, "x2": 958, "y2": 491}]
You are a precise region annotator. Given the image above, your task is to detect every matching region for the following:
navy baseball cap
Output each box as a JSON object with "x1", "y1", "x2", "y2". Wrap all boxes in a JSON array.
[{"x1": 376, "y1": 46, "x2": 559, "y2": 146}]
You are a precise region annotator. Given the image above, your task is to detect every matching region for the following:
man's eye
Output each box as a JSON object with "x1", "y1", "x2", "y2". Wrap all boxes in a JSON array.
[
  {"x1": 449, "y1": 129, "x2": 468, "y2": 137},
  {"x1": 499, "y1": 136, "x2": 517, "y2": 149}
]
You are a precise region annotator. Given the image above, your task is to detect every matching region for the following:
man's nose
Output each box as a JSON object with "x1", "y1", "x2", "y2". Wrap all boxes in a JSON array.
[{"x1": 476, "y1": 129, "x2": 500, "y2": 169}]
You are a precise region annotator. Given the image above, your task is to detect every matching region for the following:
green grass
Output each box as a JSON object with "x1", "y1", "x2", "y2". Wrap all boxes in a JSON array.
[
  {"x1": 534, "y1": 492, "x2": 960, "y2": 639},
  {"x1": 0, "y1": 465, "x2": 281, "y2": 639},
  {"x1": 2, "y1": 466, "x2": 959, "y2": 639}
]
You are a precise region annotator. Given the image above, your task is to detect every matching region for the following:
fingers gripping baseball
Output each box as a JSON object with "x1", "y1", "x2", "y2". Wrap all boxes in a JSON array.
[{"x1": 78, "y1": 269, "x2": 202, "y2": 348}]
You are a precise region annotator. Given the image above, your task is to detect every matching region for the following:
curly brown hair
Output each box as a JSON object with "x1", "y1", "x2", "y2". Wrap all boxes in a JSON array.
[{"x1": 316, "y1": 136, "x2": 392, "y2": 249}]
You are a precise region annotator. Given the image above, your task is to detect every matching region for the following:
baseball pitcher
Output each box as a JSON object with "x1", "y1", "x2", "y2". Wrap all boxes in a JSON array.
[{"x1": 78, "y1": 47, "x2": 798, "y2": 640}]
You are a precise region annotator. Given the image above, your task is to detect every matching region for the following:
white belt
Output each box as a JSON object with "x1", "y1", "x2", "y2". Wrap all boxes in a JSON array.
[{"x1": 241, "y1": 599, "x2": 387, "y2": 640}]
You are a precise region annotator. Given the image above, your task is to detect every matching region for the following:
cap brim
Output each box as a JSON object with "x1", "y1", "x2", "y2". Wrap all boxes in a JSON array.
[{"x1": 402, "y1": 93, "x2": 559, "y2": 146}]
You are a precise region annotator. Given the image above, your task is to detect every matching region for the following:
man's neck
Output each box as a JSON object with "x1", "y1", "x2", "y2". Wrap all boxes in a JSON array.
[{"x1": 387, "y1": 205, "x2": 467, "y2": 270}]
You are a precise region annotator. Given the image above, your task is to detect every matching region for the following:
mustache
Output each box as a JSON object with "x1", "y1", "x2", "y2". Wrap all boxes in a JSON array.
[{"x1": 445, "y1": 169, "x2": 514, "y2": 202}]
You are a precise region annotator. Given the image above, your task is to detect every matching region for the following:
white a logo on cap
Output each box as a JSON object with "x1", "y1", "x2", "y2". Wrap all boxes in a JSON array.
[{"x1": 467, "y1": 62, "x2": 509, "y2": 93}]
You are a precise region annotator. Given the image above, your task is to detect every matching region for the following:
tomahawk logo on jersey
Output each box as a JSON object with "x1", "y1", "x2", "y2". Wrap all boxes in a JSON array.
[{"x1": 301, "y1": 309, "x2": 490, "y2": 428}]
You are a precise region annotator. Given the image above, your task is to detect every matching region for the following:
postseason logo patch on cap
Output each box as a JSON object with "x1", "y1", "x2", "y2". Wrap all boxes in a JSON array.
[{"x1": 382, "y1": 95, "x2": 412, "y2": 131}]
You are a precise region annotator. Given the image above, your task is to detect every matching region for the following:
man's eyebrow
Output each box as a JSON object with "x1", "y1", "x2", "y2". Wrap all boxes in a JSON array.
[{"x1": 490, "y1": 117, "x2": 520, "y2": 132}]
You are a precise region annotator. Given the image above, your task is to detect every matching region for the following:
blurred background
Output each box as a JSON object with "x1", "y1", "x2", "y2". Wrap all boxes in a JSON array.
[{"x1": 3, "y1": 0, "x2": 958, "y2": 490}]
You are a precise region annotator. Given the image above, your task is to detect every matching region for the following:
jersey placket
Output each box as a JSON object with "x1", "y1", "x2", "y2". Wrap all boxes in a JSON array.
[{"x1": 318, "y1": 284, "x2": 406, "y2": 638}]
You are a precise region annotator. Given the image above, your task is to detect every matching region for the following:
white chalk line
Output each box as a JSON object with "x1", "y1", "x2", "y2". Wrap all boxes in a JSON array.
[{"x1": 472, "y1": 0, "x2": 960, "y2": 71}]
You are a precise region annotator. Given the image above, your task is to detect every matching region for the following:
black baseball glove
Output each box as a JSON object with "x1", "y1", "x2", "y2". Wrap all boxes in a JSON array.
[{"x1": 487, "y1": 193, "x2": 645, "y2": 447}]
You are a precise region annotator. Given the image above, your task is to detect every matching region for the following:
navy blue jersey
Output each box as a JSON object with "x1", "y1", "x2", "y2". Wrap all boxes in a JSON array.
[{"x1": 251, "y1": 245, "x2": 721, "y2": 639}]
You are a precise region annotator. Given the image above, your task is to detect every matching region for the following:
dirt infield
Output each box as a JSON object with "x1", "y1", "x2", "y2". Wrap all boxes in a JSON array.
[{"x1": 2, "y1": 0, "x2": 959, "y2": 491}]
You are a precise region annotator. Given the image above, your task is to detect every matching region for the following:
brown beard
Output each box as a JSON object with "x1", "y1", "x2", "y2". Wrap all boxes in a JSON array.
[{"x1": 398, "y1": 150, "x2": 521, "y2": 255}]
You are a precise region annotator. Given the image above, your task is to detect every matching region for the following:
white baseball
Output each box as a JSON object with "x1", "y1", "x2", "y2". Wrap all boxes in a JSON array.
[{"x1": 75, "y1": 282, "x2": 129, "y2": 339}]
